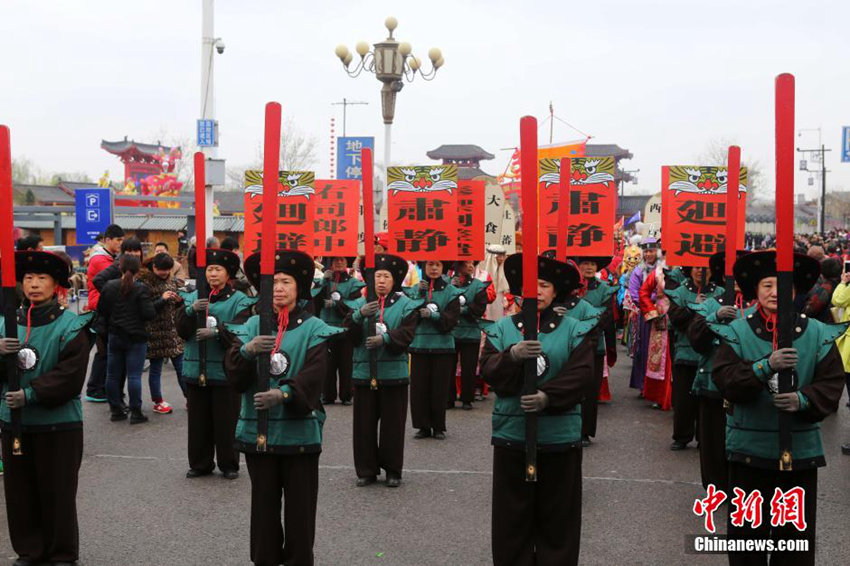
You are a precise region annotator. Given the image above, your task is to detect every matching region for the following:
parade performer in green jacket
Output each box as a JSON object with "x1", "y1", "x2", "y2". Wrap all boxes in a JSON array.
[
  {"x1": 176, "y1": 248, "x2": 255, "y2": 479},
  {"x1": 480, "y1": 253, "x2": 598, "y2": 566},
  {"x1": 0, "y1": 251, "x2": 94, "y2": 565},
  {"x1": 571, "y1": 255, "x2": 618, "y2": 446},
  {"x1": 223, "y1": 249, "x2": 342, "y2": 566},
  {"x1": 315, "y1": 256, "x2": 364, "y2": 405},
  {"x1": 449, "y1": 260, "x2": 492, "y2": 410},
  {"x1": 712, "y1": 251, "x2": 846, "y2": 566},
  {"x1": 343, "y1": 254, "x2": 420, "y2": 487},
  {"x1": 681, "y1": 251, "x2": 752, "y2": 492},
  {"x1": 666, "y1": 263, "x2": 724, "y2": 450},
  {"x1": 407, "y1": 259, "x2": 461, "y2": 440}
]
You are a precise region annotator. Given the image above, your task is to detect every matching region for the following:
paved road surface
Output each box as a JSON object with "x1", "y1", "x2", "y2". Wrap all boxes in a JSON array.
[{"x1": 1, "y1": 346, "x2": 848, "y2": 565}]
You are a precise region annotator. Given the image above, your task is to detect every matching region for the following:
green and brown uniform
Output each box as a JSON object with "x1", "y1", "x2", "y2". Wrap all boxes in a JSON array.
[
  {"x1": 343, "y1": 292, "x2": 419, "y2": 479},
  {"x1": 450, "y1": 275, "x2": 492, "y2": 405},
  {"x1": 315, "y1": 270, "x2": 365, "y2": 403},
  {"x1": 665, "y1": 278, "x2": 723, "y2": 445},
  {"x1": 1, "y1": 302, "x2": 93, "y2": 563},
  {"x1": 176, "y1": 285, "x2": 255, "y2": 474},
  {"x1": 712, "y1": 312, "x2": 846, "y2": 566},
  {"x1": 224, "y1": 306, "x2": 341, "y2": 566},
  {"x1": 480, "y1": 307, "x2": 598, "y2": 566},
  {"x1": 577, "y1": 278, "x2": 618, "y2": 439},
  {"x1": 406, "y1": 275, "x2": 461, "y2": 434},
  {"x1": 685, "y1": 295, "x2": 755, "y2": 492}
]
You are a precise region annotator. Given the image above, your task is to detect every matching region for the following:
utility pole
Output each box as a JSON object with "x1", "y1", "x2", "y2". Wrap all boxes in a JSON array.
[
  {"x1": 331, "y1": 98, "x2": 369, "y2": 137},
  {"x1": 796, "y1": 143, "x2": 831, "y2": 233}
]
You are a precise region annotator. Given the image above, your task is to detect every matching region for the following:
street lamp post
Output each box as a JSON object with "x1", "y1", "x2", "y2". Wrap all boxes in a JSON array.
[
  {"x1": 200, "y1": 0, "x2": 225, "y2": 240},
  {"x1": 334, "y1": 17, "x2": 444, "y2": 212}
]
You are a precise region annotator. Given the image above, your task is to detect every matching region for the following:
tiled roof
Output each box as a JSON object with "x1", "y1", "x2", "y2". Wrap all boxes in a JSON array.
[
  {"x1": 101, "y1": 138, "x2": 174, "y2": 156},
  {"x1": 427, "y1": 145, "x2": 495, "y2": 161}
]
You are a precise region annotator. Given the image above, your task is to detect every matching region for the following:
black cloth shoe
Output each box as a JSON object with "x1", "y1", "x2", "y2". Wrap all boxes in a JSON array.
[
  {"x1": 581, "y1": 435, "x2": 591, "y2": 447},
  {"x1": 341, "y1": 399, "x2": 352, "y2": 406},
  {"x1": 222, "y1": 470, "x2": 239, "y2": 480},
  {"x1": 186, "y1": 469, "x2": 213, "y2": 479},
  {"x1": 446, "y1": 401, "x2": 456, "y2": 410},
  {"x1": 462, "y1": 403, "x2": 473, "y2": 410},
  {"x1": 356, "y1": 476, "x2": 376, "y2": 487},
  {"x1": 110, "y1": 408, "x2": 128, "y2": 421},
  {"x1": 129, "y1": 409, "x2": 148, "y2": 425},
  {"x1": 386, "y1": 476, "x2": 401, "y2": 488},
  {"x1": 13, "y1": 559, "x2": 32, "y2": 566},
  {"x1": 841, "y1": 443, "x2": 850, "y2": 455},
  {"x1": 670, "y1": 440, "x2": 689, "y2": 451},
  {"x1": 433, "y1": 431, "x2": 446, "y2": 440},
  {"x1": 414, "y1": 428, "x2": 432, "y2": 439}
]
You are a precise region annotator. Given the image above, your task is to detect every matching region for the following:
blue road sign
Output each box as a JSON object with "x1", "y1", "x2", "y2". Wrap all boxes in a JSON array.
[
  {"x1": 842, "y1": 126, "x2": 850, "y2": 163},
  {"x1": 197, "y1": 119, "x2": 217, "y2": 147},
  {"x1": 75, "y1": 188, "x2": 112, "y2": 245},
  {"x1": 337, "y1": 136, "x2": 375, "y2": 180}
]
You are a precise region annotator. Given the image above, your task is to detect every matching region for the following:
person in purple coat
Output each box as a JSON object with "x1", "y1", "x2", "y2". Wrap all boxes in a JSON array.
[{"x1": 627, "y1": 237, "x2": 660, "y2": 392}]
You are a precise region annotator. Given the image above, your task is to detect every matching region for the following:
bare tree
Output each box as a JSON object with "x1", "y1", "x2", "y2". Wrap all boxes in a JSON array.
[
  {"x1": 696, "y1": 137, "x2": 763, "y2": 200},
  {"x1": 225, "y1": 116, "x2": 319, "y2": 191}
]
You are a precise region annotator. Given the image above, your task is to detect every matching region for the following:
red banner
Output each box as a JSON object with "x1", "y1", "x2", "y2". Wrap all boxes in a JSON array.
[
  {"x1": 312, "y1": 179, "x2": 359, "y2": 256},
  {"x1": 537, "y1": 157, "x2": 617, "y2": 255},
  {"x1": 457, "y1": 180, "x2": 485, "y2": 261},
  {"x1": 661, "y1": 165, "x2": 748, "y2": 267},
  {"x1": 386, "y1": 165, "x2": 459, "y2": 260},
  {"x1": 243, "y1": 170, "x2": 315, "y2": 255}
]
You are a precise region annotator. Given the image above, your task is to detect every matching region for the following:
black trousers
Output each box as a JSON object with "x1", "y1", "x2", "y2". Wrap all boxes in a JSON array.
[
  {"x1": 492, "y1": 446, "x2": 582, "y2": 566},
  {"x1": 2, "y1": 429, "x2": 83, "y2": 563},
  {"x1": 86, "y1": 333, "x2": 108, "y2": 396},
  {"x1": 727, "y1": 463, "x2": 817, "y2": 566},
  {"x1": 353, "y1": 383, "x2": 408, "y2": 478},
  {"x1": 580, "y1": 354, "x2": 605, "y2": 438},
  {"x1": 245, "y1": 452, "x2": 319, "y2": 566},
  {"x1": 186, "y1": 383, "x2": 241, "y2": 473},
  {"x1": 323, "y1": 335, "x2": 353, "y2": 403},
  {"x1": 698, "y1": 396, "x2": 728, "y2": 492},
  {"x1": 451, "y1": 341, "x2": 480, "y2": 404},
  {"x1": 410, "y1": 353, "x2": 454, "y2": 433},
  {"x1": 672, "y1": 364, "x2": 699, "y2": 443}
]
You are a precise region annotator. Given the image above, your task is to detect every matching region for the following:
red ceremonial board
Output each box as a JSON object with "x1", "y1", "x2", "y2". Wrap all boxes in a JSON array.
[
  {"x1": 243, "y1": 170, "x2": 315, "y2": 255},
  {"x1": 537, "y1": 157, "x2": 617, "y2": 254},
  {"x1": 386, "y1": 165, "x2": 459, "y2": 260},
  {"x1": 457, "y1": 180, "x2": 485, "y2": 261},
  {"x1": 661, "y1": 165, "x2": 748, "y2": 267},
  {"x1": 312, "y1": 179, "x2": 359, "y2": 256}
]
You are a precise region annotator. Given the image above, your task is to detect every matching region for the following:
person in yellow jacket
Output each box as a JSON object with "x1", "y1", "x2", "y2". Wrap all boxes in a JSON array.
[{"x1": 830, "y1": 268, "x2": 850, "y2": 455}]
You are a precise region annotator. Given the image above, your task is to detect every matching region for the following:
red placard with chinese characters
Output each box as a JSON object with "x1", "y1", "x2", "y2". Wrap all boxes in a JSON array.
[
  {"x1": 537, "y1": 157, "x2": 616, "y2": 254},
  {"x1": 457, "y1": 180, "x2": 485, "y2": 261},
  {"x1": 661, "y1": 165, "x2": 748, "y2": 267},
  {"x1": 312, "y1": 179, "x2": 359, "y2": 256},
  {"x1": 243, "y1": 170, "x2": 315, "y2": 255},
  {"x1": 386, "y1": 165, "x2": 459, "y2": 260}
]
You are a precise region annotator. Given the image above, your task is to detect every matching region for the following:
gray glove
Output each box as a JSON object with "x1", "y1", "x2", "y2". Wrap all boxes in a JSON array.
[
  {"x1": 365, "y1": 335, "x2": 384, "y2": 350},
  {"x1": 246, "y1": 335, "x2": 276, "y2": 356},
  {"x1": 0, "y1": 338, "x2": 21, "y2": 356},
  {"x1": 716, "y1": 306, "x2": 737, "y2": 321},
  {"x1": 196, "y1": 328, "x2": 217, "y2": 341},
  {"x1": 360, "y1": 301, "x2": 379, "y2": 317},
  {"x1": 191, "y1": 299, "x2": 209, "y2": 313},
  {"x1": 510, "y1": 340, "x2": 542, "y2": 361},
  {"x1": 552, "y1": 306, "x2": 567, "y2": 316},
  {"x1": 768, "y1": 348, "x2": 797, "y2": 371},
  {"x1": 323, "y1": 270, "x2": 334, "y2": 280},
  {"x1": 323, "y1": 299, "x2": 336, "y2": 309},
  {"x1": 520, "y1": 390, "x2": 549, "y2": 412}
]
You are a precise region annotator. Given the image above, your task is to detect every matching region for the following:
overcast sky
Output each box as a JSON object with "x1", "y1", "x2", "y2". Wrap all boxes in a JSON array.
[{"x1": 2, "y1": 0, "x2": 848, "y2": 201}]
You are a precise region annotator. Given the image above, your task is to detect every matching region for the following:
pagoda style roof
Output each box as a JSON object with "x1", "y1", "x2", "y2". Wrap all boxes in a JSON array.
[
  {"x1": 101, "y1": 137, "x2": 174, "y2": 157},
  {"x1": 13, "y1": 183, "x2": 75, "y2": 205},
  {"x1": 427, "y1": 144, "x2": 495, "y2": 161},
  {"x1": 585, "y1": 143, "x2": 633, "y2": 160}
]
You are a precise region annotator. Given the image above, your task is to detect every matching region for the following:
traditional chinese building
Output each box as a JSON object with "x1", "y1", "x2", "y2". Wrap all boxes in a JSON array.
[
  {"x1": 101, "y1": 137, "x2": 176, "y2": 188},
  {"x1": 426, "y1": 144, "x2": 496, "y2": 180}
]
